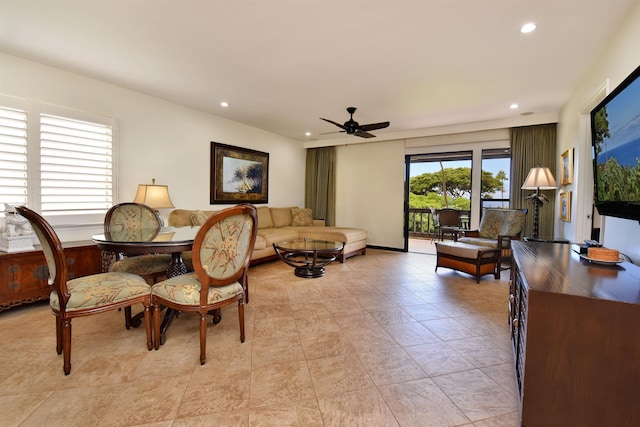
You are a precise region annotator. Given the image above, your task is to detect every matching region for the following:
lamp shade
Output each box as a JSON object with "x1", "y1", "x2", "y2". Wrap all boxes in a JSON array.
[
  {"x1": 133, "y1": 179, "x2": 175, "y2": 209},
  {"x1": 521, "y1": 167, "x2": 557, "y2": 190}
]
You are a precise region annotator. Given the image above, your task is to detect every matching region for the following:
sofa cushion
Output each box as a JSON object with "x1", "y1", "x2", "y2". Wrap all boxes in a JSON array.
[
  {"x1": 254, "y1": 235, "x2": 267, "y2": 250},
  {"x1": 294, "y1": 227, "x2": 368, "y2": 244},
  {"x1": 257, "y1": 227, "x2": 300, "y2": 246},
  {"x1": 291, "y1": 208, "x2": 314, "y2": 226},
  {"x1": 191, "y1": 210, "x2": 211, "y2": 226},
  {"x1": 270, "y1": 207, "x2": 294, "y2": 227},
  {"x1": 256, "y1": 206, "x2": 273, "y2": 229}
]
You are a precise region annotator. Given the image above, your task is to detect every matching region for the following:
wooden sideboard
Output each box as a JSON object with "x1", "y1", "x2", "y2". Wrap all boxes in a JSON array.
[
  {"x1": 0, "y1": 241, "x2": 102, "y2": 311},
  {"x1": 509, "y1": 241, "x2": 640, "y2": 427}
]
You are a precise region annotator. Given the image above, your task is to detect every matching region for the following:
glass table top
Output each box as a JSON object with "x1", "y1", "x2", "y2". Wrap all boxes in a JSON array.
[
  {"x1": 92, "y1": 226, "x2": 199, "y2": 244},
  {"x1": 274, "y1": 238, "x2": 344, "y2": 252}
]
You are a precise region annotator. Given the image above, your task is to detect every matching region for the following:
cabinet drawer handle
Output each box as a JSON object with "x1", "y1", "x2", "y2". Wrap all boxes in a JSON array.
[
  {"x1": 512, "y1": 317, "x2": 519, "y2": 329},
  {"x1": 509, "y1": 294, "x2": 515, "y2": 303}
]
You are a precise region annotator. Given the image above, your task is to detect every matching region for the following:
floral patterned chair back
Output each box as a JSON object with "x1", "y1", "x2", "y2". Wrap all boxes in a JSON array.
[
  {"x1": 105, "y1": 202, "x2": 162, "y2": 241},
  {"x1": 192, "y1": 204, "x2": 258, "y2": 304},
  {"x1": 478, "y1": 209, "x2": 527, "y2": 241}
]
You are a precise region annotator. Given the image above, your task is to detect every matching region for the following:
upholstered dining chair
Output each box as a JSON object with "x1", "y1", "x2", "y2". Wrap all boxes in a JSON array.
[
  {"x1": 105, "y1": 202, "x2": 172, "y2": 327},
  {"x1": 16, "y1": 206, "x2": 153, "y2": 375},
  {"x1": 151, "y1": 204, "x2": 257, "y2": 365}
]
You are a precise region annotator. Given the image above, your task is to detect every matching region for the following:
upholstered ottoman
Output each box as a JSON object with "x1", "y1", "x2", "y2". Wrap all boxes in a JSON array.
[{"x1": 435, "y1": 241, "x2": 500, "y2": 283}]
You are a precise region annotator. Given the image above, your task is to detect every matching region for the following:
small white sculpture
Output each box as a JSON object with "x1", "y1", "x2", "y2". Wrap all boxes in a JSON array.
[{"x1": 3, "y1": 204, "x2": 33, "y2": 237}]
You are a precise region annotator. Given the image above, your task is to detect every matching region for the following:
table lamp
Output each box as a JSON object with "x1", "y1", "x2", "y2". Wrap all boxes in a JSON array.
[
  {"x1": 133, "y1": 178, "x2": 175, "y2": 210},
  {"x1": 521, "y1": 166, "x2": 557, "y2": 239}
]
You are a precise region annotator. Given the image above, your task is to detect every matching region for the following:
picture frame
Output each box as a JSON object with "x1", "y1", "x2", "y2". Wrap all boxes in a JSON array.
[
  {"x1": 561, "y1": 148, "x2": 573, "y2": 185},
  {"x1": 210, "y1": 142, "x2": 269, "y2": 204},
  {"x1": 560, "y1": 191, "x2": 571, "y2": 222}
]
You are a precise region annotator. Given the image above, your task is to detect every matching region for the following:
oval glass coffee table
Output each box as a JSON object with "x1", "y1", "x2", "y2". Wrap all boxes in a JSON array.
[{"x1": 273, "y1": 238, "x2": 345, "y2": 278}]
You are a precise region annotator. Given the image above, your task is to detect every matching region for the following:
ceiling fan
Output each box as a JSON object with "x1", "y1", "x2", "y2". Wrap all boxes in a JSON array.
[{"x1": 320, "y1": 107, "x2": 390, "y2": 138}]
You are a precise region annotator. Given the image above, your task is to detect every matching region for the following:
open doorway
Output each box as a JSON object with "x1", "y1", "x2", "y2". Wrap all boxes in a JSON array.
[
  {"x1": 406, "y1": 148, "x2": 512, "y2": 254},
  {"x1": 406, "y1": 151, "x2": 472, "y2": 254}
]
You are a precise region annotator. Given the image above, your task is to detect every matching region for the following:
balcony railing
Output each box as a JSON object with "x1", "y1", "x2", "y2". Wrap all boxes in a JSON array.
[
  {"x1": 408, "y1": 208, "x2": 472, "y2": 239},
  {"x1": 408, "y1": 208, "x2": 435, "y2": 238}
]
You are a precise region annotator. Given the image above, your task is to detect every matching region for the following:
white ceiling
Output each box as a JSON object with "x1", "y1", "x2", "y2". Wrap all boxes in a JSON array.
[{"x1": 0, "y1": 0, "x2": 636, "y2": 142}]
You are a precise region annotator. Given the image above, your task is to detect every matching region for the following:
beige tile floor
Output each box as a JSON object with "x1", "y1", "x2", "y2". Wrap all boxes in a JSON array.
[{"x1": 0, "y1": 248, "x2": 520, "y2": 427}]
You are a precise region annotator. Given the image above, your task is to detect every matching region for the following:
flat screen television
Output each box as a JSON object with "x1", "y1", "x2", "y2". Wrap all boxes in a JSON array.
[{"x1": 590, "y1": 64, "x2": 640, "y2": 222}]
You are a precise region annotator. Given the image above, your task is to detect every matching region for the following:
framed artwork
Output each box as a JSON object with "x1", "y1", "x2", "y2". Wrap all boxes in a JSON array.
[
  {"x1": 210, "y1": 142, "x2": 269, "y2": 204},
  {"x1": 560, "y1": 191, "x2": 571, "y2": 222},
  {"x1": 561, "y1": 148, "x2": 573, "y2": 185}
]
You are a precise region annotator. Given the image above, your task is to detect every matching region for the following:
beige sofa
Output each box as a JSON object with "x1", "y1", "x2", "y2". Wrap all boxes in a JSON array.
[{"x1": 168, "y1": 206, "x2": 368, "y2": 265}]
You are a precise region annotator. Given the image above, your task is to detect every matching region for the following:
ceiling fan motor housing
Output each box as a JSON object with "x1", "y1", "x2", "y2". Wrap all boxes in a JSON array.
[{"x1": 344, "y1": 120, "x2": 359, "y2": 134}]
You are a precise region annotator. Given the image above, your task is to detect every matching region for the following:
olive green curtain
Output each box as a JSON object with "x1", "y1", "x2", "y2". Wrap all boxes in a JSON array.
[
  {"x1": 510, "y1": 123, "x2": 558, "y2": 239},
  {"x1": 305, "y1": 147, "x2": 336, "y2": 226}
]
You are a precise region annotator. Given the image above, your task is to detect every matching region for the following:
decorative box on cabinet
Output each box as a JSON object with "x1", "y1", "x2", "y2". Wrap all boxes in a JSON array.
[
  {"x1": 0, "y1": 241, "x2": 101, "y2": 311},
  {"x1": 509, "y1": 241, "x2": 640, "y2": 427}
]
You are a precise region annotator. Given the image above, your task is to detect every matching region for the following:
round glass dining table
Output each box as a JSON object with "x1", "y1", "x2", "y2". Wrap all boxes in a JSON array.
[{"x1": 92, "y1": 226, "x2": 200, "y2": 277}]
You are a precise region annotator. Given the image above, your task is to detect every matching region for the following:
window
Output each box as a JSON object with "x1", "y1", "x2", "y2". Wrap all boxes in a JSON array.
[
  {"x1": 40, "y1": 113, "x2": 113, "y2": 216},
  {"x1": 481, "y1": 148, "x2": 511, "y2": 210},
  {"x1": 0, "y1": 105, "x2": 28, "y2": 209},
  {"x1": 0, "y1": 97, "x2": 116, "y2": 225}
]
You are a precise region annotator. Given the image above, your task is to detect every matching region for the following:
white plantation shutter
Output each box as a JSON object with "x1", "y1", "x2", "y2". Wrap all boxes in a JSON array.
[
  {"x1": 0, "y1": 106, "x2": 28, "y2": 208},
  {"x1": 40, "y1": 113, "x2": 114, "y2": 216}
]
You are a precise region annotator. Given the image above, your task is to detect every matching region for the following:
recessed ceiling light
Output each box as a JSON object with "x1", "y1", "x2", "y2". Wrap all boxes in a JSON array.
[
  {"x1": 305, "y1": 132, "x2": 311, "y2": 137},
  {"x1": 510, "y1": 103, "x2": 519, "y2": 109},
  {"x1": 220, "y1": 101, "x2": 229, "y2": 107},
  {"x1": 521, "y1": 22, "x2": 536, "y2": 34}
]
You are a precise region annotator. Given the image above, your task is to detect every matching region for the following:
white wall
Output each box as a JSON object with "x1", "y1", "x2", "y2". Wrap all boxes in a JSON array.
[
  {"x1": 0, "y1": 53, "x2": 306, "y2": 241},
  {"x1": 335, "y1": 139, "x2": 406, "y2": 248},
  {"x1": 556, "y1": 1, "x2": 640, "y2": 264}
]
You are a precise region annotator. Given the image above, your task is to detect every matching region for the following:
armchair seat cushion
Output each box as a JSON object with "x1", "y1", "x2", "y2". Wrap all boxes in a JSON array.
[
  {"x1": 152, "y1": 272, "x2": 244, "y2": 305},
  {"x1": 50, "y1": 272, "x2": 151, "y2": 312},
  {"x1": 458, "y1": 237, "x2": 502, "y2": 248}
]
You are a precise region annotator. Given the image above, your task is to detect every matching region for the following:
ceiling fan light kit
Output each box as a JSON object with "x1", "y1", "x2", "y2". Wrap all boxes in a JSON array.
[{"x1": 320, "y1": 107, "x2": 390, "y2": 138}]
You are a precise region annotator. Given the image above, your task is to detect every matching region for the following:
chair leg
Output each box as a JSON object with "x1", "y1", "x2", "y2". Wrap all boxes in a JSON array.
[
  {"x1": 239, "y1": 300, "x2": 245, "y2": 343},
  {"x1": 55, "y1": 316, "x2": 63, "y2": 355},
  {"x1": 143, "y1": 304, "x2": 152, "y2": 351},
  {"x1": 200, "y1": 314, "x2": 207, "y2": 365},
  {"x1": 62, "y1": 319, "x2": 72, "y2": 375},
  {"x1": 124, "y1": 306, "x2": 132, "y2": 329},
  {"x1": 153, "y1": 305, "x2": 161, "y2": 350}
]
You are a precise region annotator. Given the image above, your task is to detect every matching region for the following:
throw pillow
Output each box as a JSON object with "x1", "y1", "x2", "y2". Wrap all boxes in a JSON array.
[
  {"x1": 270, "y1": 207, "x2": 294, "y2": 227},
  {"x1": 291, "y1": 208, "x2": 314, "y2": 226}
]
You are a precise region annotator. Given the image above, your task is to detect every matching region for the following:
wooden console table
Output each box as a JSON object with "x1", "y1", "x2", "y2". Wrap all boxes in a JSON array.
[
  {"x1": 509, "y1": 241, "x2": 640, "y2": 426},
  {"x1": 0, "y1": 241, "x2": 102, "y2": 311}
]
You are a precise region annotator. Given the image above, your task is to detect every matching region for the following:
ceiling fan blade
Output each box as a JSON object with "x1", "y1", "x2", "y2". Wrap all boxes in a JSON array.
[
  {"x1": 320, "y1": 130, "x2": 346, "y2": 135},
  {"x1": 358, "y1": 121, "x2": 390, "y2": 132},
  {"x1": 354, "y1": 130, "x2": 376, "y2": 138},
  {"x1": 320, "y1": 118, "x2": 347, "y2": 131}
]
